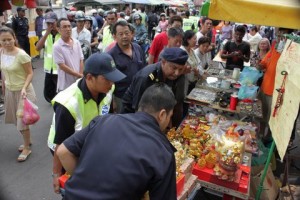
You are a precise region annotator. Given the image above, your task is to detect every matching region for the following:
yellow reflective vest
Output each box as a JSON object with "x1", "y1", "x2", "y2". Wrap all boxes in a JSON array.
[
  {"x1": 47, "y1": 80, "x2": 114, "y2": 150},
  {"x1": 43, "y1": 31, "x2": 61, "y2": 74}
]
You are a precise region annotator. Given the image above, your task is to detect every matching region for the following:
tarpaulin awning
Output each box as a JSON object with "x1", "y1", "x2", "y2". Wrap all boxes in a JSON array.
[
  {"x1": 121, "y1": 0, "x2": 162, "y2": 5},
  {"x1": 202, "y1": 0, "x2": 300, "y2": 29}
]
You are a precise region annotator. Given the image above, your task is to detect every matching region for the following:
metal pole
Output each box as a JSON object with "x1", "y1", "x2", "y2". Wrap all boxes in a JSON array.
[{"x1": 255, "y1": 140, "x2": 276, "y2": 200}]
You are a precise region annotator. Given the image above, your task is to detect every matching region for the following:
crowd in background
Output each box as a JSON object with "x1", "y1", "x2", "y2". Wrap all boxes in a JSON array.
[{"x1": 0, "y1": 3, "x2": 300, "y2": 198}]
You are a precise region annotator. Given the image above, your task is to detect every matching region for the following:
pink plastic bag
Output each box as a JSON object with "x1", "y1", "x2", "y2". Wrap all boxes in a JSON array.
[{"x1": 22, "y1": 98, "x2": 40, "y2": 125}]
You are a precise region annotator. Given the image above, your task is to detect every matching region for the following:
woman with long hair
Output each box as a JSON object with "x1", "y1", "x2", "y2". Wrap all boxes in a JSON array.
[{"x1": 0, "y1": 27, "x2": 36, "y2": 162}]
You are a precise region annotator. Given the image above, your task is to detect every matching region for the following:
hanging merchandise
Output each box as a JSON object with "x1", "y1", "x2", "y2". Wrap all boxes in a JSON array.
[
  {"x1": 25, "y1": 0, "x2": 37, "y2": 8},
  {"x1": 0, "y1": 0, "x2": 12, "y2": 12},
  {"x1": 11, "y1": 0, "x2": 24, "y2": 6}
]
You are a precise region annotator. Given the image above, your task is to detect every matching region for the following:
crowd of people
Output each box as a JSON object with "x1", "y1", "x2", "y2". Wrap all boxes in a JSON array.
[{"x1": 0, "y1": 4, "x2": 299, "y2": 199}]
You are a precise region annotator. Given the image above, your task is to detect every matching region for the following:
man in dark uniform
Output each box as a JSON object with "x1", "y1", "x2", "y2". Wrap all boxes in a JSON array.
[
  {"x1": 121, "y1": 47, "x2": 189, "y2": 127},
  {"x1": 57, "y1": 83, "x2": 178, "y2": 200},
  {"x1": 12, "y1": 7, "x2": 30, "y2": 55}
]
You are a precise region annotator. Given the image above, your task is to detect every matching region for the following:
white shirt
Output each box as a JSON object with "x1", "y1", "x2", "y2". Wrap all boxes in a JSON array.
[
  {"x1": 72, "y1": 27, "x2": 91, "y2": 44},
  {"x1": 248, "y1": 32, "x2": 262, "y2": 52},
  {"x1": 196, "y1": 31, "x2": 204, "y2": 46}
]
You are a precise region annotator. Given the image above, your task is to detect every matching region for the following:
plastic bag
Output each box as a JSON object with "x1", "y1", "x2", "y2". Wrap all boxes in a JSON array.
[
  {"x1": 22, "y1": 98, "x2": 40, "y2": 125},
  {"x1": 239, "y1": 66, "x2": 263, "y2": 85},
  {"x1": 238, "y1": 85, "x2": 259, "y2": 100}
]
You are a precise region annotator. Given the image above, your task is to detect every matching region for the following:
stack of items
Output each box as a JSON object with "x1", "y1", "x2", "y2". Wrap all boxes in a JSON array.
[{"x1": 168, "y1": 112, "x2": 258, "y2": 197}]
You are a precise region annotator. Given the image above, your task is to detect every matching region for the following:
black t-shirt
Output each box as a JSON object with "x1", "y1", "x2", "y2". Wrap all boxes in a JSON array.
[
  {"x1": 63, "y1": 112, "x2": 177, "y2": 200},
  {"x1": 223, "y1": 40, "x2": 250, "y2": 70}
]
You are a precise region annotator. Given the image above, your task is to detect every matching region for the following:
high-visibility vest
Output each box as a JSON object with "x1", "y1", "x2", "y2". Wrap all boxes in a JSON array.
[
  {"x1": 182, "y1": 18, "x2": 196, "y2": 32},
  {"x1": 139, "y1": 12, "x2": 147, "y2": 26},
  {"x1": 47, "y1": 80, "x2": 114, "y2": 150},
  {"x1": 102, "y1": 26, "x2": 114, "y2": 52},
  {"x1": 43, "y1": 31, "x2": 61, "y2": 74}
]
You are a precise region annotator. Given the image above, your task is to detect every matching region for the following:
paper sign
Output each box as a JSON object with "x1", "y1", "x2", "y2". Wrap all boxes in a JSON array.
[{"x1": 269, "y1": 40, "x2": 300, "y2": 161}]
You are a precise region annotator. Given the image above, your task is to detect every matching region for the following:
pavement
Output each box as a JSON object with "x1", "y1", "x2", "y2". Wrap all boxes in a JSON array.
[
  {"x1": 0, "y1": 58, "x2": 299, "y2": 200},
  {"x1": 0, "y1": 59, "x2": 61, "y2": 200}
]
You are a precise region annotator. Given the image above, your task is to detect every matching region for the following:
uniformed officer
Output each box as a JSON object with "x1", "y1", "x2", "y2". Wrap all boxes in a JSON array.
[
  {"x1": 35, "y1": 12, "x2": 60, "y2": 103},
  {"x1": 57, "y1": 83, "x2": 178, "y2": 199},
  {"x1": 48, "y1": 53, "x2": 126, "y2": 194},
  {"x1": 12, "y1": 7, "x2": 30, "y2": 55},
  {"x1": 121, "y1": 47, "x2": 189, "y2": 127}
]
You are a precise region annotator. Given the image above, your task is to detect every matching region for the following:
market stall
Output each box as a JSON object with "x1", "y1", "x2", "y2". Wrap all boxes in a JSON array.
[{"x1": 199, "y1": 1, "x2": 300, "y2": 199}]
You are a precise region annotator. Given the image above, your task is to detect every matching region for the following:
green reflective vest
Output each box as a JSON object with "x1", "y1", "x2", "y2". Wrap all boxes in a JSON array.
[
  {"x1": 43, "y1": 31, "x2": 61, "y2": 74},
  {"x1": 47, "y1": 80, "x2": 115, "y2": 150},
  {"x1": 182, "y1": 18, "x2": 196, "y2": 32},
  {"x1": 102, "y1": 26, "x2": 114, "y2": 52}
]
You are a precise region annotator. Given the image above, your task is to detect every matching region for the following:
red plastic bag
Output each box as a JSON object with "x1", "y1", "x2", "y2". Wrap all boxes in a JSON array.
[{"x1": 22, "y1": 98, "x2": 40, "y2": 125}]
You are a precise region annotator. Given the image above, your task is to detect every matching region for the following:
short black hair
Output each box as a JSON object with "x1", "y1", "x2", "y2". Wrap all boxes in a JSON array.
[
  {"x1": 167, "y1": 27, "x2": 184, "y2": 38},
  {"x1": 138, "y1": 83, "x2": 177, "y2": 114},
  {"x1": 201, "y1": 17, "x2": 212, "y2": 25},
  {"x1": 169, "y1": 15, "x2": 183, "y2": 26},
  {"x1": 112, "y1": 20, "x2": 131, "y2": 35},
  {"x1": 185, "y1": 10, "x2": 190, "y2": 17},
  {"x1": 182, "y1": 30, "x2": 195, "y2": 46},
  {"x1": 198, "y1": 36, "x2": 211, "y2": 46},
  {"x1": 57, "y1": 18, "x2": 69, "y2": 28},
  {"x1": 106, "y1": 10, "x2": 117, "y2": 17},
  {"x1": 45, "y1": 8, "x2": 53, "y2": 13},
  {"x1": 235, "y1": 25, "x2": 246, "y2": 34},
  {"x1": 250, "y1": 26, "x2": 258, "y2": 32}
]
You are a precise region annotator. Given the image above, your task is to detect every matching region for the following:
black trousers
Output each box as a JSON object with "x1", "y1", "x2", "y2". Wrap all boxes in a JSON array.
[
  {"x1": 148, "y1": 26, "x2": 155, "y2": 41},
  {"x1": 17, "y1": 35, "x2": 30, "y2": 55},
  {"x1": 44, "y1": 73, "x2": 58, "y2": 103}
]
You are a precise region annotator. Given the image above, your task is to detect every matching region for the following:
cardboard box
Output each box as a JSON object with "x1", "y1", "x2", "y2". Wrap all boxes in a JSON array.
[
  {"x1": 192, "y1": 163, "x2": 242, "y2": 190},
  {"x1": 250, "y1": 165, "x2": 279, "y2": 200}
]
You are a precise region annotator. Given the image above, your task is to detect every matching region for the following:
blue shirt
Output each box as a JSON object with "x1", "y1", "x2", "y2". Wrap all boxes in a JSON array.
[
  {"x1": 63, "y1": 112, "x2": 177, "y2": 200},
  {"x1": 108, "y1": 43, "x2": 146, "y2": 98}
]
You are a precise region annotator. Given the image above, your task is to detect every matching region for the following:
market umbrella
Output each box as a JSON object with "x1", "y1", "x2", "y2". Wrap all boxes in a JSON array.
[
  {"x1": 73, "y1": 0, "x2": 102, "y2": 7},
  {"x1": 201, "y1": 0, "x2": 300, "y2": 29}
]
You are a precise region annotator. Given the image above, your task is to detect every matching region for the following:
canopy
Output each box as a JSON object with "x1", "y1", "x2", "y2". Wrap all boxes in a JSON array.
[
  {"x1": 121, "y1": 0, "x2": 162, "y2": 5},
  {"x1": 202, "y1": 0, "x2": 300, "y2": 29},
  {"x1": 73, "y1": 0, "x2": 102, "y2": 6}
]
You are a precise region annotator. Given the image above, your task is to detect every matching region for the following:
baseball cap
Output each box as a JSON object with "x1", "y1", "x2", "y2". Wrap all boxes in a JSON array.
[
  {"x1": 84, "y1": 53, "x2": 126, "y2": 82},
  {"x1": 17, "y1": 7, "x2": 27, "y2": 12},
  {"x1": 45, "y1": 12, "x2": 58, "y2": 23},
  {"x1": 161, "y1": 47, "x2": 188, "y2": 65}
]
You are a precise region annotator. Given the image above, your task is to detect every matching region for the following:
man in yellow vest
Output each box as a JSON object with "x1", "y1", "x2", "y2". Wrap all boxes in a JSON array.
[
  {"x1": 48, "y1": 53, "x2": 126, "y2": 194},
  {"x1": 98, "y1": 10, "x2": 117, "y2": 52},
  {"x1": 36, "y1": 12, "x2": 60, "y2": 103},
  {"x1": 182, "y1": 10, "x2": 196, "y2": 32}
]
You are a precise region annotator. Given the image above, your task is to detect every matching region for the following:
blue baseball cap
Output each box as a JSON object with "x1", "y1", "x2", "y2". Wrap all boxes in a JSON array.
[{"x1": 84, "y1": 53, "x2": 126, "y2": 82}]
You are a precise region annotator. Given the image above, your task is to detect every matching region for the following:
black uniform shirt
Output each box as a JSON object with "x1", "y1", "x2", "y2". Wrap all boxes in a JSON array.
[
  {"x1": 12, "y1": 16, "x2": 29, "y2": 36},
  {"x1": 63, "y1": 112, "x2": 177, "y2": 200},
  {"x1": 121, "y1": 62, "x2": 185, "y2": 113}
]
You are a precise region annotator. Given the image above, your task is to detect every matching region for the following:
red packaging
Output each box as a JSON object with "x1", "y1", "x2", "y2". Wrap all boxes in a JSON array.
[
  {"x1": 230, "y1": 94, "x2": 238, "y2": 110},
  {"x1": 176, "y1": 174, "x2": 185, "y2": 196},
  {"x1": 59, "y1": 174, "x2": 70, "y2": 189}
]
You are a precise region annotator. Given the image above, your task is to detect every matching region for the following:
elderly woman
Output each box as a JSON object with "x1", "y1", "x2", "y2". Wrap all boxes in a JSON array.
[
  {"x1": 181, "y1": 30, "x2": 204, "y2": 95},
  {"x1": 194, "y1": 36, "x2": 212, "y2": 70}
]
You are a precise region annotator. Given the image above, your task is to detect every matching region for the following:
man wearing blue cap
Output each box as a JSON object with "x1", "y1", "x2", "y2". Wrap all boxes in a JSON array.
[
  {"x1": 47, "y1": 53, "x2": 126, "y2": 194},
  {"x1": 122, "y1": 47, "x2": 189, "y2": 127},
  {"x1": 57, "y1": 83, "x2": 178, "y2": 199}
]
